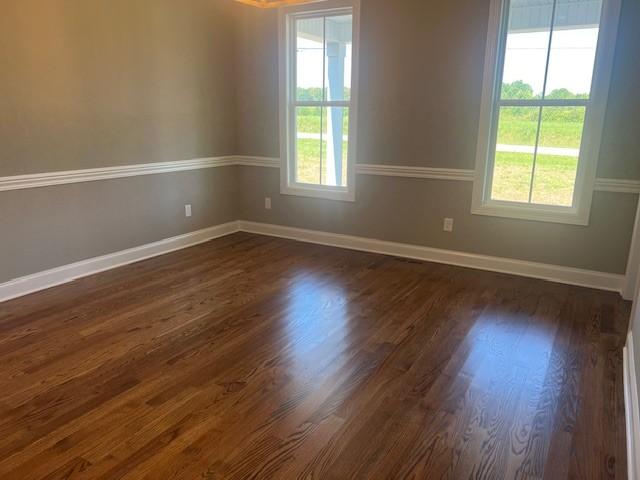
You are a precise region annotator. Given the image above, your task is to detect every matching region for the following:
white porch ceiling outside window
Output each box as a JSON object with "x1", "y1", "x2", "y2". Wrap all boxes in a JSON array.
[{"x1": 510, "y1": 0, "x2": 602, "y2": 31}]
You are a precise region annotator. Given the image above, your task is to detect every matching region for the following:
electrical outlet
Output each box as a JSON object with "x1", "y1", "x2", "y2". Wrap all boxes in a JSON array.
[
  {"x1": 185, "y1": 204, "x2": 192, "y2": 217},
  {"x1": 265, "y1": 197, "x2": 272, "y2": 210},
  {"x1": 443, "y1": 218, "x2": 454, "y2": 232}
]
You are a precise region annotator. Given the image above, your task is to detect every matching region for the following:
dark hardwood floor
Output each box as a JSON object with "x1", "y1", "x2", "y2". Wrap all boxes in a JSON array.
[{"x1": 0, "y1": 232, "x2": 630, "y2": 479}]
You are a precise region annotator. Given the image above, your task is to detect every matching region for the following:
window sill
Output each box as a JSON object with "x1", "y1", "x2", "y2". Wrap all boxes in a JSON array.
[{"x1": 471, "y1": 201, "x2": 589, "y2": 226}]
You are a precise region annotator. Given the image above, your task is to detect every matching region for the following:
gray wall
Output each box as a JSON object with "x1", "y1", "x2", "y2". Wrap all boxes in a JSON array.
[
  {"x1": 235, "y1": 0, "x2": 640, "y2": 274},
  {"x1": 1, "y1": 169, "x2": 239, "y2": 282},
  {"x1": 0, "y1": 0, "x2": 241, "y2": 283},
  {"x1": 1, "y1": 0, "x2": 639, "y2": 284},
  {"x1": 0, "y1": 0, "x2": 239, "y2": 176},
  {"x1": 239, "y1": 167, "x2": 637, "y2": 273},
  {"x1": 234, "y1": 0, "x2": 640, "y2": 177}
]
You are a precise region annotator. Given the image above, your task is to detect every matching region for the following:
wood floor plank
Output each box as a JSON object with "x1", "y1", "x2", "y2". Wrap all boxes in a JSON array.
[{"x1": 0, "y1": 233, "x2": 630, "y2": 479}]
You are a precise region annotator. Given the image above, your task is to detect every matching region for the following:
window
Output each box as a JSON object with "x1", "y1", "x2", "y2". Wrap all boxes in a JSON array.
[
  {"x1": 279, "y1": 0, "x2": 360, "y2": 201},
  {"x1": 472, "y1": 0, "x2": 620, "y2": 224}
]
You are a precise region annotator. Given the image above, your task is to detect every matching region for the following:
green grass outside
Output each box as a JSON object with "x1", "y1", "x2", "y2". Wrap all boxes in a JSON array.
[
  {"x1": 297, "y1": 108, "x2": 584, "y2": 147},
  {"x1": 498, "y1": 119, "x2": 583, "y2": 148},
  {"x1": 296, "y1": 138, "x2": 348, "y2": 185},
  {"x1": 295, "y1": 109, "x2": 583, "y2": 205},
  {"x1": 298, "y1": 115, "x2": 583, "y2": 148},
  {"x1": 297, "y1": 111, "x2": 349, "y2": 134},
  {"x1": 294, "y1": 143, "x2": 578, "y2": 206},
  {"x1": 491, "y1": 152, "x2": 578, "y2": 206},
  {"x1": 295, "y1": 110, "x2": 349, "y2": 185}
]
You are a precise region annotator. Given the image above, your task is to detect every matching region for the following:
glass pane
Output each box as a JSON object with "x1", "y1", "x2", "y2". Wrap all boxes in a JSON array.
[
  {"x1": 296, "y1": 17, "x2": 324, "y2": 101},
  {"x1": 295, "y1": 106, "x2": 322, "y2": 185},
  {"x1": 544, "y1": 0, "x2": 602, "y2": 99},
  {"x1": 491, "y1": 107, "x2": 540, "y2": 202},
  {"x1": 500, "y1": 0, "x2": 554, "y2": 100},
  {"x1": 531, "y1": 106, "x2": 586, "y2": 206},
  {"x1": 320, "y1": 107, "x2": 349, "y2": 187},
  {"x1": 324, "y1": 15, "x2": 353, "y2": 102}
]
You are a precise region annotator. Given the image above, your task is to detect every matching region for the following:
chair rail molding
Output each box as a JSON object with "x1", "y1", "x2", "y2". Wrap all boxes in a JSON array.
[
  {"x1": 0, "y1": 157, "x2": 237, "y2": 192},
  {"x1": 596, "y1": 178, "x2": 640, "y2": 194},
  {"x1": 356, "y1": 164, "x2": 475, "y2": 181},
  {"x1": 1, "y1": 156, "x2": 638, "y2": 193}
]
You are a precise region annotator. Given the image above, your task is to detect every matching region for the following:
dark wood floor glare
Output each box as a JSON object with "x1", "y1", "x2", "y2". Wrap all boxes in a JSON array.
[{"x1": 0, "y1": 232, "x2": 630, "y2": 479}]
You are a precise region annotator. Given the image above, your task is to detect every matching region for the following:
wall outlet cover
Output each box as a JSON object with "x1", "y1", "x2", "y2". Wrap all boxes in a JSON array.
[{"x1": 444, "y1": 218, "x2": 454, "y2": 232}]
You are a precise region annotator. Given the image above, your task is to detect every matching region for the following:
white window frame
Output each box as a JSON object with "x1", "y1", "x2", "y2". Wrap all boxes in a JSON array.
[
  {"x1": 278, "y1": 0, "x2": 360, "y2": 202},
  {"x1": 471, "y1": 0, "x2": 621, "y2": 225}
]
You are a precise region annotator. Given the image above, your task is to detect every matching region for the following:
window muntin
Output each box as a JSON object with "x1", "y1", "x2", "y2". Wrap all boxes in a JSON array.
[
  {"x1": 281, "y1": 2, "x2": 358, "y2": 201},
  {"x1": 473, "y1": 0, "x2": 618, "y2": 224}
]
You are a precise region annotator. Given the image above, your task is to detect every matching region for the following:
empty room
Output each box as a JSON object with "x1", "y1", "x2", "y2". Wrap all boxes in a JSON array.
[{"x1": 1, "y1": 0, "x2": 640, "y2": 478}]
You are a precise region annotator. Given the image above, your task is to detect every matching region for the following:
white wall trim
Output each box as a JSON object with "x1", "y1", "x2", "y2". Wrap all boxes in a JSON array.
[
  {"x1": 625, "y1": 331, "x2": 640, "y2": 480},
  {"x1": 235, "y1": 156, "x2": 281, "y2": 168},
  {"x1": 246, "y1": 159, "x2": 639, "y2": 191},
  {"x1": 2, "y1": 156, "x2": 637, "y2": 193},
  {"x1": 0, "y1": 157, "x2": 238, "y2": 192},
  {"x1": 595, "y1": 178, "x2": 640, "y2": 194},
  {"x1": 238, "y1": 221, "x2": 624, "y2": 293},
  {"x1": 356, "y1": 164, "x2": 475, "y2": 181},
  {"x1": 0, "y1": 221, "x2": 240, "y2": 303},
  {"x1": 0, "y1": 218, "x2": 627, "y2": 303}
]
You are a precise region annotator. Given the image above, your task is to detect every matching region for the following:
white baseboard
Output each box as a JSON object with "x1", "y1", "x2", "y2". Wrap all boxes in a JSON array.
[
  {"x1": 0, "y1": 219, "x2": 626, "y2": 303},
  {"x1": 238, "y1": 221, "x2": 625, "y2": 293},
  {"x1": 625, "y1": 332, "x2": 640, "y2": 480},
  {"x1": 0, "y1": 221, "x2": 240, "y2": 303}
]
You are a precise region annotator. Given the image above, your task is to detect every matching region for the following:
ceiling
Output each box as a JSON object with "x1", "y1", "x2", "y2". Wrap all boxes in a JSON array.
[{"x1": 234, "y1": 0, "x2": 315, "y2": 8}]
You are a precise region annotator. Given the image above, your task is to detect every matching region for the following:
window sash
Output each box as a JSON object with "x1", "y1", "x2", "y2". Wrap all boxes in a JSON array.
[
  {"x1": 290, "y1": 105, "x2": 351, "y2": 186},
  {"x1": 488, "y1": 100, "x2": 589, "y2": 207},
  {"x1": 280, "y1": 1, "x2": 359, "y2": 202},
  {"x1": 487, "y1": 0, "x2": 597, "y2": 209},
  {"x1": 471, "y1": 0, "x2": 620, "y2": 225}
]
